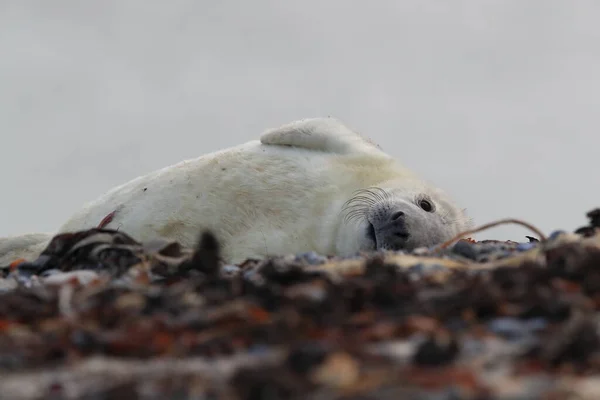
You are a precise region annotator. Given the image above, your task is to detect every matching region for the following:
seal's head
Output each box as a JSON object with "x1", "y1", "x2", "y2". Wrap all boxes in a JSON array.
[{"x1": 342, "y1": 178, "x2": 472, "y2": 252}]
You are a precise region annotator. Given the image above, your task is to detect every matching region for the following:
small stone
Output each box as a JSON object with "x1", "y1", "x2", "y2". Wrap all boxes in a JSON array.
[
  {"x1": 43, "y1": 270, "x2": 99, "y2": 286},
  {"x1": 0, "y1": 277, "x2": 17, "y2": 293},
  {"x1": 222, "y1": 264, "x2": 241, "y2": 275},
  {"x1": 412, "y1": 332, "x2": 459, "y2": 366},
  {"x1": 451, "y1": 240, "x2": 478, "y2": 261},
  {"x1": 287, "y1": 344, "x2": 328, "y2": 375},
  {"x1": 309, "y1": 352, "x2": 360, "y2": 388},
  {"x1": 40, "y1": 269, "x2": 62, "y2": 278},
  {"x1": 549, "y1": 230, "x2": 567, "y2": 240},
  {"x1": 294, "y1": 251, "x2": 327, "y2": 265},
  {"x1": 516, "y1": 243, "x2": 536, "y2": 252},
  {"x1": 411, "y1": 247, "x2": 430, "y2": 256},
  {"x1": 487, "y1": 317, "x2": 546, "y2": 341}
]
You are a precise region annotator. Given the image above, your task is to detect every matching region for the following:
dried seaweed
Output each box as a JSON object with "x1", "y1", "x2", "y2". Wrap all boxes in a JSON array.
[{"x1": 1, "y1": 210, "x2": 600, "y2": 399}]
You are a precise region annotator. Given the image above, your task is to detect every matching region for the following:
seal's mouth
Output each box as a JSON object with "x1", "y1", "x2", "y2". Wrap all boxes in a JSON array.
[
  {"x1": 366, "y1": 220, "x2": 412, "y2": 251},
  {"x1": 366, "y1": 222, "x2": 377, "y2": 249}
]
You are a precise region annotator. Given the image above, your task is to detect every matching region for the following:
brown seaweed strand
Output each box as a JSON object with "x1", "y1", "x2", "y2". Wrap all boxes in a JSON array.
[{"x1": 437, "y1": 218, "x2": 547, "y2": 249}]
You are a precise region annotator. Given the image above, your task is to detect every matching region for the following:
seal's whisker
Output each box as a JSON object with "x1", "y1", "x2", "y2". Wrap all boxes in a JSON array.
[
  {"x1": 342, "y1": 206, "x2": 370, "y2": 224},
  {"x1": 342, "y1": 192, "x2": 376, "y2": 205},
  {"x1": 344, "y1": 207, "x2": 368, "y2": 218},
  {"x1": 345, "y1": 197, "x2": 376, "y2": 207},
  {"x1": 439, "y1": 209, "x2": 451, "y2": 224},
  {"x1": 368, "y1": 187, "x2": 390, "y2": 203},
  {"x1": 342, "y1": 208, "x2": 368, "y2": 220},
  {"x1": 443, "y1": 218, "x2": 460, "y2": 225},
  {"x1": 341, "y1": 201, "x2": 372, "y2": 213},
  {"x1": 340, "y1": 187, "x2": 394, "y2": 226},
  {"x1": 365, "y1": 188, "x2": 384, "y2": 203},
  {"x1": 347, "y1": 193, "x2": 377, "y2": 202},
  {"x1": 342, "y1": 198, "x2": 375, "y2": 210}
]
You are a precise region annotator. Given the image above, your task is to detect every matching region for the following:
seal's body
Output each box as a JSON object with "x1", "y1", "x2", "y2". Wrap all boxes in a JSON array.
[{"x1": 0, "y1": 118, "x2": 472, "y2": 265}]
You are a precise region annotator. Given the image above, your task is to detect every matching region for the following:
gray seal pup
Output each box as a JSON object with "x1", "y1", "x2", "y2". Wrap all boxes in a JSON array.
[{"x1": 0, "y1": 117, "x2": 472, "y2": 265}]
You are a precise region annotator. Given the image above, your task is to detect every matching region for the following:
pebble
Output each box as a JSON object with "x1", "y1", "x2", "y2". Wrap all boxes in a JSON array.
[
  {"x1": 0, "y1": 277, "x2": 17, "y2": 293},
  {"x1": 222, "y1": 265, "x2": 241, "y2": 276},
  {"x1": 247, "y1": 344, "x2": 272, "y2": 355},
  {"x1": 294, "y1": 251, "x2": 327, "y2": 265},
  {"x1": 549, "y1": 230, "x2": 567, "y2": 240},
  {"x1": 487, "y1": 317, "x2": 548, "y2": 341},
  {"x1": 451, "y1": 240, "x2": 478, "y2": 260},
  {"x1": 516, "y1": 243, "x2": 536, "y2": 252},
  {"x1": 409, "y1": 263, "x2": 448, "y2": 274},
  {"x1": 43, "y1": 270, "x2": 100, "y2": 286},
  {"x1": 40, "y1": 269, "x2": 63, "y2": 278},
  {"x1": 411, "y1": 247, "x2": 430, "y2": 256}
]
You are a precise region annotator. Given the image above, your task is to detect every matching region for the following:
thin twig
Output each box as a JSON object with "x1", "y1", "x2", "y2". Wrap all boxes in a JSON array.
[{"x1": 437, "y1": 218, "x2": 547, "y2": 249}]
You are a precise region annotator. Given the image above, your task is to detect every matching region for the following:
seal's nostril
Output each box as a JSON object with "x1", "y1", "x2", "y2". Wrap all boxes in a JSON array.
[{"x1": 391, "y1": 211, "x2": 404, "y2": 221}]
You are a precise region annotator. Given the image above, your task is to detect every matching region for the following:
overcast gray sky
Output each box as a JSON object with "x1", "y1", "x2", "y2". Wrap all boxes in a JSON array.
[{"x1": 1, "y1": 0, "x2": 599, "y2": 242}]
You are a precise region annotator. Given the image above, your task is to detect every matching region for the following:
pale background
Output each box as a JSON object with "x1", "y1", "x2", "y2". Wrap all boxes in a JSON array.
[{"x1": 1, "y1": 0, "x2": 598, "y2": 242}]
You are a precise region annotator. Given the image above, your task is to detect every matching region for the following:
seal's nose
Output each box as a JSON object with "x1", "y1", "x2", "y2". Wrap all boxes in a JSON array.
[
  {"x1": 391, "y1": 211, "x2": 404, "y2": 221},
  {"x1": 370, "y1": 209, "x2": 410, "y2": 250},
  {"x1": 386, "y1": 212, "x2": 410, "y2": 240}
]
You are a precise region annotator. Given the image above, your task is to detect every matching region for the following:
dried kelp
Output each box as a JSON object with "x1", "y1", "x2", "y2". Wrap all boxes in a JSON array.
[{"x1": 1, "y1": 210, "x2": 600, "y2": 399}]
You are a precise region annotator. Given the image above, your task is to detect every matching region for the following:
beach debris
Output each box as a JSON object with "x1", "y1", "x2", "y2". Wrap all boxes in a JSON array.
[{"x1": 1, "y1": 209, "x2": 600, "y2": 399}]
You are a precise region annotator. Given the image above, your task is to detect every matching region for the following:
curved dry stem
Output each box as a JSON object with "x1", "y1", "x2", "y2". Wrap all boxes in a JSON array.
[{"x1": 437, "y1": 218, "x2": 547, "y2": 249}]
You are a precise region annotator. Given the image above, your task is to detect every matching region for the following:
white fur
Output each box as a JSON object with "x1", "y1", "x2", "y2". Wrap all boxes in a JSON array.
[
  {"x1": 0, "y1": 233, "x2": 52, "y2": 265},
  {"x1": 0, "y1": 117, "x2": 471, "y2": 265}
]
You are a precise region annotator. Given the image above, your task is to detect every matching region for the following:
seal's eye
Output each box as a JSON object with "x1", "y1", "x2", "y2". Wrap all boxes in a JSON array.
[{"x1": 419, "y1": 199, "x2": 434, "y2": 212}]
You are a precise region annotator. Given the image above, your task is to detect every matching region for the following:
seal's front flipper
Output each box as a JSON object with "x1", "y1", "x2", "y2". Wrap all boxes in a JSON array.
[{"x1": 259, "y1": 117, "x2": 383, "y2": 156}]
